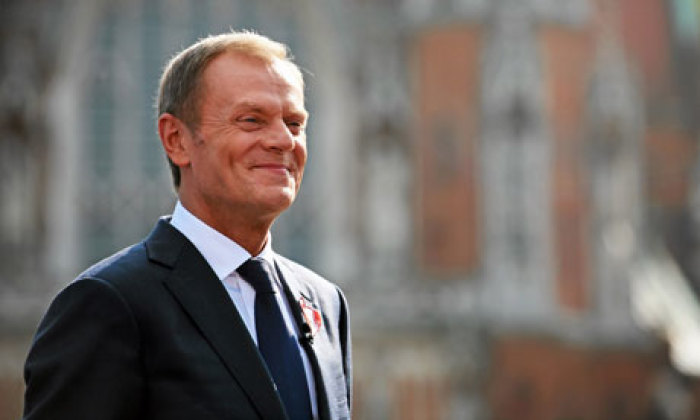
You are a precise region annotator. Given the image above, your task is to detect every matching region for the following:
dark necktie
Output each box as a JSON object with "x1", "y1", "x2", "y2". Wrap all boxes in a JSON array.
[{"x1": 237, "y1": 258, "x2": 313, "y2": 420}]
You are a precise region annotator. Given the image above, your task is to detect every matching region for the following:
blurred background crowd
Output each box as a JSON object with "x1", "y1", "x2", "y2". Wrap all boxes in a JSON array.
[{"x1": 1, "y1": 0, "x2": 699, "y2": 419}]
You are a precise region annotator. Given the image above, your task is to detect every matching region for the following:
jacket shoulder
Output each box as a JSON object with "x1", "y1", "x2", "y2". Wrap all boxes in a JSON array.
[
  {"x1": 75, "y1": 218, "x2": 184, "y2": 290},
  {"x1": 77, "y1": 242, "x2": 152, "y2": 286}
]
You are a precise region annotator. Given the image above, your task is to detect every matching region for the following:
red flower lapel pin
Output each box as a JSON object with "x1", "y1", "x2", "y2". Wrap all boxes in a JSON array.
[{"x1": 299, "y1": 296, "x2": 323, "y2": 342}]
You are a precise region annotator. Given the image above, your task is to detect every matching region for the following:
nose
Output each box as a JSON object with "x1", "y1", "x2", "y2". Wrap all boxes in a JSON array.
[{"x1": 262, "y1": 119, "x2": 295, "y2": 151}]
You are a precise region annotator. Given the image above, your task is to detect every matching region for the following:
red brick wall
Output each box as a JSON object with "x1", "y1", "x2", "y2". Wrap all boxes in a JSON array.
[
  {"x1": 0, "y1": 337, "x2": 30, "y2": 420},
  {"x1": 618, "y1": 0, "x2": 672, "y2": 94},
  {"x1": 0, "y1": 377, "x2": 23, "y2": 420},
  {"x1": 392, "y1": 375, "x2": 449, "y2": 420},
  {"x1": 487, "y1": 336, "x2": 658, "y2": 420},
  {"x1": 413, "y1": 25, "x2": 482, "y2": 275},
  {"x1": 645, "y1": 127, "x2": 697, "y2": 210},
  {"x1": 540, "y1": 26, "x2": 595, "y2": 312}
]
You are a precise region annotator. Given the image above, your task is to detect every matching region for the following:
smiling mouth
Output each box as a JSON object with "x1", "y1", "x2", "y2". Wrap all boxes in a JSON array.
[{"x1": 253, "y1": 164, "x2": 293, "y2": 175}]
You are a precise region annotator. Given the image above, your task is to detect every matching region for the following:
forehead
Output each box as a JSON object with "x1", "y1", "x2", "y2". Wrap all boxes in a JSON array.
[{"x1": 201, "y1": 52, "x2": 305, "y2": 106}]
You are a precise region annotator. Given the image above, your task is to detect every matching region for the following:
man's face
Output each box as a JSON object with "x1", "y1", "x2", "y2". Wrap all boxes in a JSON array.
[{"x1": 180, "y1": 52, "x2": 308, "y2": 224}]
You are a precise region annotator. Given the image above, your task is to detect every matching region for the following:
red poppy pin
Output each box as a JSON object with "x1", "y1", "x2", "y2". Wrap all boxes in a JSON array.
[{"x1": 299, "y1": 296, "x2": 323, "y2": 340}]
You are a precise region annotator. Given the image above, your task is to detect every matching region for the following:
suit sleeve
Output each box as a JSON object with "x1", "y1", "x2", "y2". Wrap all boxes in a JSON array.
[
  {"x1": 23, "y1": 277, "x2": 144, "y2": 420},
  {"x1": 337, "y1": 286, "x2": 353, "y2": 414}
]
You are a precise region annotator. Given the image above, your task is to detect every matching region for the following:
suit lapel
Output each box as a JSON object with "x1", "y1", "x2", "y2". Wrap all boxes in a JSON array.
[
  {"x1": 145, "y1": 219, "x2": 287, "y2": 420},
  {"x1": 274, "y1": 256, "x2": 332, "y2": 420}
]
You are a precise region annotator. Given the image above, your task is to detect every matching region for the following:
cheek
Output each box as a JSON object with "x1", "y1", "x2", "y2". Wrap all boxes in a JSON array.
[
  {"x1": 296, "y1": 151, "x2": 307, "y2": 182},
  {"x1": 220, "y1": 141, "x2": 247, "y2": 169},
  {"x1": 295, "y1": 140, "x2": 308, "y2": 169}
]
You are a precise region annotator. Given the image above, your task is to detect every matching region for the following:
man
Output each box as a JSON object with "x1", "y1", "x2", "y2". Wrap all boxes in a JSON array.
[{"x1": 23, "y1": 31, "x2": 352, "y2": 420}]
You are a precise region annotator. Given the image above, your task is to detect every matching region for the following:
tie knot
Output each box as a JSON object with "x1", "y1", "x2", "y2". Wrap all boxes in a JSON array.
[{"x1": 237, "y1": 258, "x2": 276, "y2": 294}]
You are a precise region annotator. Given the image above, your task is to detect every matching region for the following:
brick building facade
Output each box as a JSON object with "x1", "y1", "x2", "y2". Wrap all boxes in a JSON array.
[{"x1": 1, "y1": 0, "x2": 699, "y2": 419}]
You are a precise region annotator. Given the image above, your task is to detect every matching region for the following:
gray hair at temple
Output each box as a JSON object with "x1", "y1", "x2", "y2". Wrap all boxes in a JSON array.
[{"x1": 156, "y1": 30, "x2": 304, "y2": 189}]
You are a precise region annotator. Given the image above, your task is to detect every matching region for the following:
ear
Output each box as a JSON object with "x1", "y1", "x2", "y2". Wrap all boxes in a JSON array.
[{"x1": 158, "y1": 113, "x2": 191, "y2": 168}]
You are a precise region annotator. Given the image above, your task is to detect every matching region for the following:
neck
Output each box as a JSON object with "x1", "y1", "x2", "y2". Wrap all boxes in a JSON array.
[
  {"x1": 179, "y1": 197, "x2": 274, "y2": 256},
  {"x1": 227, "y1": 224, "x2": 270, "y2": 256}
]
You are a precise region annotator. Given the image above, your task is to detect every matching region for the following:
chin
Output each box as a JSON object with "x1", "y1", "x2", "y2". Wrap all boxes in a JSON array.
[
  {"x1": 250, "y1": 183, "x2": 297, "y2": 210},
  {"x1": 262, "y1": 192, "x2": 296, "y2": 212}
]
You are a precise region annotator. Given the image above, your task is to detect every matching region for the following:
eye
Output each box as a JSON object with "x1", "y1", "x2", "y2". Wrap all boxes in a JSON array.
[
  {"x1": 285, "y1": 119, "x2": 306, "y2": 134},
  {"x1": 236, "y1": 115, "x2": 263, "y2": 130}
]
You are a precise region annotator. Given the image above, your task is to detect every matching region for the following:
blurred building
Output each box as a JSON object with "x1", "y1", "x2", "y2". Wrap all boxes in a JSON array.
[{"x1": 1, "y1": 0, "x2": 699, "y2": 419}]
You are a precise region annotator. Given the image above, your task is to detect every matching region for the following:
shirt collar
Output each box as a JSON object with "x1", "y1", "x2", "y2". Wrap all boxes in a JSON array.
[{"x1": 169, "y1": 201, "x2": 274, "y2": 280}]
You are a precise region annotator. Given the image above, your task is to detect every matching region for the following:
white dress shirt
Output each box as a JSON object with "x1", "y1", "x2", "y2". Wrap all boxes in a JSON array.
[{"x1": 169, "y1": 201, "x2": 318, "y2": 418}]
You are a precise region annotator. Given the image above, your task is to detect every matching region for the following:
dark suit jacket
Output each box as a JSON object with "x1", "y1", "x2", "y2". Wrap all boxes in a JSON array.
[{"x1": 23, "y1": 218, "x2": 352, "y2": 420}]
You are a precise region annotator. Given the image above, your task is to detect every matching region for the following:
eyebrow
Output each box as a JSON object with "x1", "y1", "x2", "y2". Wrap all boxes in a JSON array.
[
  {"x1": 232, "y1": 100, "x2": 308, "y2": 118},
  {"x1": 232, "y1": 101, "x2": 267, "y2": 113}
]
